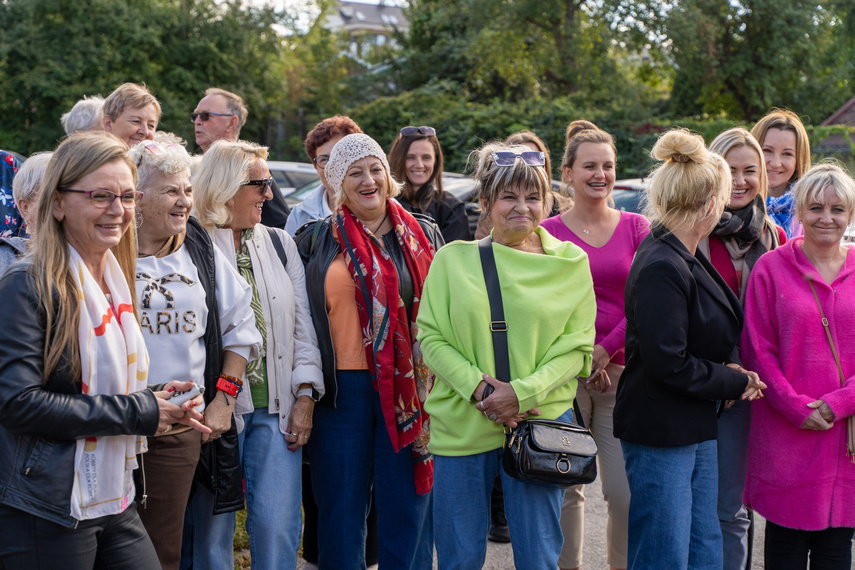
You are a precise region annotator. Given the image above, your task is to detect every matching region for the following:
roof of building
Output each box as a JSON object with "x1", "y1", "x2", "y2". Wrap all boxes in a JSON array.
[
  {"x1": 327, "y1": 1, "x2": 408, "y2": 35},
  {"x1": 822, "y1": 95, "x2": 855, "y2": 126}
]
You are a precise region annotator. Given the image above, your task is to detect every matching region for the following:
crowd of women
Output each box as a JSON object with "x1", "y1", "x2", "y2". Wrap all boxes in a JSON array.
[{"x1": 0, "y1": 79, "x2": 853, "y2": 570}]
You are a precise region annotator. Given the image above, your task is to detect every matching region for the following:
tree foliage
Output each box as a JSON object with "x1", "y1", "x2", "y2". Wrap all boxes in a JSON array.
[{"x1": 0, "y1": 0, "x2": 289, "y2": 154}]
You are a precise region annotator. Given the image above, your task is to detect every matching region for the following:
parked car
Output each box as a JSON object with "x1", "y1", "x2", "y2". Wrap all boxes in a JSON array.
[
  {"x1": 267, "y1": 161, "x2": 319, "y2": 196},
  {"x1": 611, "y1": 178, "x2": 649, "y2": 214}
]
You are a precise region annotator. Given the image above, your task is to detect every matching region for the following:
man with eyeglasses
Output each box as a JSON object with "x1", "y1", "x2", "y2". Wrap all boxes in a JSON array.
[{"x1": 192, "y1": 87, "x2": 291, "y2": 229}]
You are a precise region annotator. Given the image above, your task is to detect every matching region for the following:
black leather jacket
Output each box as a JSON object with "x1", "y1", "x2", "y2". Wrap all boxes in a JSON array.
[
  {"x1": 295, "y1": 212, "x2": 444, "y2": 408},
  {"x1": 0, "y1": 261, "x2": 160, "y2": 528}
]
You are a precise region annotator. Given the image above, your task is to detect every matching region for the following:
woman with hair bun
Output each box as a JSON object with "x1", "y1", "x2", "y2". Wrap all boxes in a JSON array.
[
  {"x1": 751, "y1": 108, "x2": 811, "y2": 238},
  {"x1": 542, "y1": 119, "x2": 649, "y2": 570},
  {"x1": 614, "y1": 129, "x2": 766, "y2": 569}
]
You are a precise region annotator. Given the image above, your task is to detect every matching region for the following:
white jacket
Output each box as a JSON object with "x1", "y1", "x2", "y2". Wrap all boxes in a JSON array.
[
  {"x1": 210, "y1": 225, "x2": 324, "y2": 435},
  {"x1": 284, "y1": 184, "x2": 333, "y2": 236}
]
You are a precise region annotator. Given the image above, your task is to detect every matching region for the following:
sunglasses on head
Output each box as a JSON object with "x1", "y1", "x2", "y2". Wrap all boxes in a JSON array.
[
  {"x1": 490, "y1": 151, "x2": 545, "y2": 167},
  {"x1": 190, "y1": 111, "x2": 234, "y2": 123},
  {"x1": 400, "y1": 126, "x2": 436, "y2": 137},
  {"x1": 244, "y1": 178, "x2": 272, "y2": 194}
]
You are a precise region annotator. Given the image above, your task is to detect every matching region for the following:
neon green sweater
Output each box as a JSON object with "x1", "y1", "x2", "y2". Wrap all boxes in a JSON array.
[{"x1": 417, "y1": 227, "x2": 596, "y2": 456}]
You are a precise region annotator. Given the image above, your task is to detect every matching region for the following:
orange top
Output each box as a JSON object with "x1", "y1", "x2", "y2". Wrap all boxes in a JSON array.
[{"x1": 325, "y1": 254, "x2": 368, "y2": 370}]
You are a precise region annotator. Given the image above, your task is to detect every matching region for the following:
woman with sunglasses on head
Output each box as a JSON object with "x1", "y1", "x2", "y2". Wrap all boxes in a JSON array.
[
  {"x1": 751, "y1": 108, "x2": 812, "y2": 239},
  {"x1": 614, "y1": 129, "x2": 766, "y2": 569},
  {"x1": 388, "y1": 125, "x2": 471, "y2": 243},
  {"x1": 127, "y1": 140, "x2": 261, "y2": 570},
  {"x1": 0, "y1": 132, "x2": 209, "y2": 568},
  {"x1": 285, "y1": 115, "x2": 363, "y2": 236},
  {"x1": 295, "y1": 133, "x2": 443, "y2": 569},
  {"x1": 700, "y1": 128, "x2": 785, "y2": 570},
  {"x1": 417, "y1": 142, "x2": 596, "y2": 570},
  {"x1": 541, "y1": 120, "x2": 649, "y2": 570},
  {"x1": 192, "y1": 140, "x2": 324, "y2": 570}
]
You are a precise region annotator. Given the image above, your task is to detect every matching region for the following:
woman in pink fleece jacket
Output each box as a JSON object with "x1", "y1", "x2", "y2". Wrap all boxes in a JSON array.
[{"x1": 741, "y1": 163, "x2": 855, "y2": 569}]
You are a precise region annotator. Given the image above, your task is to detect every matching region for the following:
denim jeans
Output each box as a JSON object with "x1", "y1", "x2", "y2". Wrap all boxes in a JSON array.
[
  {"x1": 180, "y1": 483, "x2": 236, "y2": 570},
  {"x1": 180, "y1": 409, "x2": 302, "y2": 570},
  {"x1": 716, "y1": 400, "x2": 752, "y2": 570},
  {"x1": 622, "y1": 439, "x2": 722, "y2": 570},
  {"x1": 308, "y1": 370, "x2": 433, "y2": 570},
  {"x1": 239, "y1": 408, "x2": 304, "y2": 569},
  {"x1": 433, "y1": 407, "x2": 572, "y2": 570}
]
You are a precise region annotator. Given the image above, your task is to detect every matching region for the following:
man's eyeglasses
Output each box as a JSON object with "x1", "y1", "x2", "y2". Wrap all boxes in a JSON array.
[
  {"x1": 490, "y1": 151, "x2": 545, "y2": 167},
  {"x1": 190, "y1": 111, "x2": 234, "y2": 123},
  {"x1": 59, "y1": 189, "x2": 143, "y2": 209},
  {"x1": 244, "y1": 178, "x2": 272, "y2": 194},
  {"x1": 313, "y1": 155, "x2": 330, "y2": 168},
  {"x1": 400, "y1": 126, "x2": 436, "y2": 137}
]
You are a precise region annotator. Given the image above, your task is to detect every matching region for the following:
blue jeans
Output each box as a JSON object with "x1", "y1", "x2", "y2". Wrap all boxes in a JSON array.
[
  {"x1": 433, "y1": 408, "x2": 572, "y2": 570},
  {"x1": 308, "y1": 370, "x2": 432, "y2": 570},
  {"x1": 180, "y1": 483, "x2": 236, "y2": 570},
  {"x1": 180, "y1": 409, "x2": 303, "y2": 570},
  {"x1": 717, "y1": 400, "x2": 752, "y2": 570},
  {"x1": 622, "y1": 439, "x2": 722, "y2": 570}
]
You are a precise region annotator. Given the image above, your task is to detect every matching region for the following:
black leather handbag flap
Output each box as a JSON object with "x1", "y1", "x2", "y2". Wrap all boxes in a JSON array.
[{"x1": 528, "y1": 420, "x2": 598, "y2": 457}]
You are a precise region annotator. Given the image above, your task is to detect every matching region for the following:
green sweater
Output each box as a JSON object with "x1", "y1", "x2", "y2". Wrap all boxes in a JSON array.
[{"x1": 417, "y1": 227, "x2": 596, "y2": 456}]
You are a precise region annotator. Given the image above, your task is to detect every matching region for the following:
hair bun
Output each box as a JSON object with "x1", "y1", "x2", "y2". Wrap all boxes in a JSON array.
[
  {"x1": 651, "y1": 129, "x2": 707, "y2": 165},
  {"x1": 566, "y1": 119, "x2": 600, "y2": 143}
]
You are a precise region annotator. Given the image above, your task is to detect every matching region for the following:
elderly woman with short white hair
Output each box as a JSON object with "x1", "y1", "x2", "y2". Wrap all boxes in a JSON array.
[
  {"x1": 128, "y1": 140, "x2": 261, "y2": 570},
  {"x1": 0, "y1": 152, "x2": 52, "y2": 274},
  {"x1": 295, "y1": 133, "x2": 443, "y2": 569},
  {"x1": 190, "y1": 139, "x2": 323, "y2": 570}
]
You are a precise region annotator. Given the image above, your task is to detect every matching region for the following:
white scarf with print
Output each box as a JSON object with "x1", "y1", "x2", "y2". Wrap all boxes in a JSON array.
[{"x1": 69, "y1": 245, "x2": 150, "y2": 520}]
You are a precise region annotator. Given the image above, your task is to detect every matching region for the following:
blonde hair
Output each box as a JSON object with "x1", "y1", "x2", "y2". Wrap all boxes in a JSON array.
[
  {"x1": 645, "y1": 129, "x2": 730, "y2": 231},
  {"x1": 205, "y1": 87, "x2": 248, "y2": 135},
  {"x1": 32, "y1": 132, "x2": 139, "y2": 380},
  {"x1": 103, "y1": 83, "x2": 161, "y2": 121},
  {"x1": 474, "y1": 142, "x2": 551, "y2": 212},
  {"x1": 12, "y1": 151, "x2": 52, "y2": 208},
  {"x1": 709, "y1": 127, "x2": 770, "y2": 202},
  {"x1": 129, "y1": 141, "x2": 192, "y2": 194},
  {"x1": 560, "y1": 120, "x2": 617, "y2": 197},
  {"x1": 750, "y1": 108, "x2": 811, "y2": 185},
  {"x1": 793, "y1": 162, "x2": 855, "y2": 225},
  {"x1": 192, "y1": 139, "x2": 268, "y2": 229}
]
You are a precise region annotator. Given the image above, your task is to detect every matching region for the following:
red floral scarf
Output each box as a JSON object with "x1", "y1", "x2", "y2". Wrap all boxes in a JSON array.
[{"x1": 333, "y1": 200, "x2": 435, "y2": 494}]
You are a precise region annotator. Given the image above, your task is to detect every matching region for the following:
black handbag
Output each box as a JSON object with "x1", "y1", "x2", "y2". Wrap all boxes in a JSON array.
[{"x1": 478, "y1": 236, "x2": 598, "y2": 488}]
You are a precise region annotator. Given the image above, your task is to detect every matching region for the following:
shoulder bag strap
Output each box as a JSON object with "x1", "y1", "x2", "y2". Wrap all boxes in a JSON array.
[
  {"x1": 478, "y1": 236, "x2": 510, "y2": 384},
  {"x1": 265, "y1": 226, "x2": 288, "y2": 269},
  {"x1": 807, "y1": 277, "x2": 855, "y2": 462}
]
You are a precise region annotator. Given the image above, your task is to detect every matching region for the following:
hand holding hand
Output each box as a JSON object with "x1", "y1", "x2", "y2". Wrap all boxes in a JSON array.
[
  {"x1": 801, "y1": 408, "x2": 833, "y2": 431},
  {"x1": 477, "y1": 374, "x2": 522, "y2": 426},
  {"x1": 727, "y1": 364, "x2": 766, "y2": 401},
  {"x1": 808, "y1": 400, "x2": 835, "y2": 423}
]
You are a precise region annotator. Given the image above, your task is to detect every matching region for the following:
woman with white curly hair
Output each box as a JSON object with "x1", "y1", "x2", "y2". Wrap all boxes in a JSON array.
[
  {"x1": 295, "y1": 133, "x2": 443, "y2": 569},
  {"x1": 128, "y1": 140, "x2": 261, "y2": 570}
]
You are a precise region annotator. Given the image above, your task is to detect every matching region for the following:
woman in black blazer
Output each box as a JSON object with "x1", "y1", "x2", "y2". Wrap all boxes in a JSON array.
[{"x1": 614, "y1": 129, "x2": 766, "y2": 570}]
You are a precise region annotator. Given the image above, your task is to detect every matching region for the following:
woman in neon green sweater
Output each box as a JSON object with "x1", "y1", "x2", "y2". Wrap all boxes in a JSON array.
[{"x1": 417, "y1": 141, "x2": 596, "y2": 570}]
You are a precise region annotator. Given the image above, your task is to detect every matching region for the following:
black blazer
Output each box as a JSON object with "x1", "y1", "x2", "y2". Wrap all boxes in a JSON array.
[{"x1": 614, "y1": 224, "x2": 748, "y2": 447}]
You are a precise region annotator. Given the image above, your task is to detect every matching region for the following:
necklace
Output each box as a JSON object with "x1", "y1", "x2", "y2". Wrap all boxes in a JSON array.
[
  {"x1": 368, "y1": 212, "x2": 388, "y2": 235},
  {"x1": 582, "y1": 229, "x2": 590, "y2": 235}
]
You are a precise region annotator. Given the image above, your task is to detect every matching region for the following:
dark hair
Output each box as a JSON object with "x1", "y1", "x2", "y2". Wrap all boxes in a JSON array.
[
  {"x1": 388, "y1": 132, "x2": 444, "y2": 206},
  {"x1": 304, "y1": 115, "x2": 363, "y2": 160}
]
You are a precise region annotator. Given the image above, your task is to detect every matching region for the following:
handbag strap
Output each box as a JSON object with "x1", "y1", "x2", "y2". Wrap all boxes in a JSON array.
[
  {"x1": 478, "y1": 236, "x2": 588, "y2": 429},
  {"x1": 479, "y1": 236, "x2": 511, "y2": 384},
  {"x1": 807, "y1": 277, "x2": 855, "y2": 461}
]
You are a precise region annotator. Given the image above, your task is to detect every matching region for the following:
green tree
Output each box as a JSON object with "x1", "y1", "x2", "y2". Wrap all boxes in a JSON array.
[{"x1": 0, "y1": 0, "x2": 289, "y2": 155}]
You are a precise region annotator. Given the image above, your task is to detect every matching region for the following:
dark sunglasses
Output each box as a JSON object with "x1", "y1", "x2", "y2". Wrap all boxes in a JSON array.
[
  {"x1": 244, "y1": 178, "x2": 272, "y2": 194},
  {"x1": 190, "y1": 111, "x2": 234, "y2": 122},
  {"x1": 400, "y1": 126, "x2": 436, "y2": 137},
  {"x1": 490, "y1": 151, "x2": 545, "y2": 167}
]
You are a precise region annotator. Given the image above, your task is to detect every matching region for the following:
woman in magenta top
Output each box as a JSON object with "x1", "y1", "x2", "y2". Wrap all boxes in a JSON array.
[
  {"x1": 541, "y1": 120, "x2": 649, "y2": 570},
  {"x1": 741, "y1": 163, "x2": 855, "y2": 569}
]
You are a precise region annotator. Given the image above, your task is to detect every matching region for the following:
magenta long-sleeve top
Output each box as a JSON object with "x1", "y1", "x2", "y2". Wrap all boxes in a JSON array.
[
  {"x1": 741, "y1": 237, "x2": 855, "y2": 530},
  {"x1": 541, "y1": 211, "x2": 650, "y2": 365}
]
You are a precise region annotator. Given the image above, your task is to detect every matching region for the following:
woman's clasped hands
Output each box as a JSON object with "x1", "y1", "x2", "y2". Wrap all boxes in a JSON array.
[{"x1": 475, "y1": 373, "x2": 540, "y2": 429}]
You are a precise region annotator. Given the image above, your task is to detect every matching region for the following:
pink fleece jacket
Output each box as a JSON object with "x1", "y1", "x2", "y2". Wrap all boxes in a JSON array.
[{"x1": 741, "y1": 237, "x2": 855, "y2": 530}]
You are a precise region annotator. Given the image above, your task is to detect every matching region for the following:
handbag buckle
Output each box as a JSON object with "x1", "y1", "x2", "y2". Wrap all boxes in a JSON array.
[
  {"x1": 490, "y1": 321, "x2": 508, "y2": 332},
  {"x1": 556, "y1": 456, "x2": 571, "y2": 474}
]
